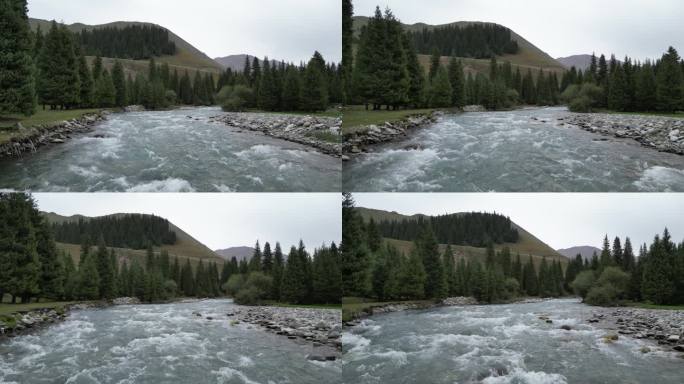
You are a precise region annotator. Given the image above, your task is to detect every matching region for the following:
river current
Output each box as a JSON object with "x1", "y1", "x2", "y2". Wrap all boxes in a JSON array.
[
  {"x1": 343, "y1": 107, "x2": 684, "y2": 192},
  {"x1": 0, "y1": 107, "x2": 340, "y2": 192},
  {"x1": 0, "y1": 299, "x2": 341, "y2": 383},
  {"x1": 342, "y1": 299, "x2": 683, "y2": 384}
]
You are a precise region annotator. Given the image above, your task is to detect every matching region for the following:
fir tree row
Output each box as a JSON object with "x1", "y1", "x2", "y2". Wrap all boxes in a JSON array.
[
  {"x1": 223, "y1": 240, "x2": 341, "y2": 305},
  {"x1": 408, "y1": 23, "x2": 519, "y2": 59},
  {"x1": 215, "y1": 53, "x2": 342, "y2": 112},
  {"x1": 570, "y1": 231, "x2": 684, "y2": 306},
  {"x1": 51, "y1": 213, "x2": 176, "y2": 250},
  {"x1": 77, "y1": 24, "x2": 176, "y2": 60},
  {"x1": 560, "y1": 49, "x2": 684, "y2": 113}
]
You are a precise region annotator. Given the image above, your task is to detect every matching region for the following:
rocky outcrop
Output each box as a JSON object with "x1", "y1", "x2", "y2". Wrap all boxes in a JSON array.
[
  {"x1": 342, "y1": 112, "x2": 439, "y2": 159},
  {"x1": 112, "y1": 297, "x2": 142, "y2": 305},
  {"x1": 585, "y1": 307, "x2": 684, "y2": 354},
  {"x1": 0, "y1": 308, "x2": 67, "y2": 338},
  {"x1": 210, "y1": 112, "x2": 342, "y2": 157},
  {"x1": 222, "y1": 306, "x2": 341, "y2": 360},
  {"x1": 563, "y1": 113, "x2": 684, "y2": 155},
  {"x1": 0, "y1": 110, "x2": 109, "y2": 159}
]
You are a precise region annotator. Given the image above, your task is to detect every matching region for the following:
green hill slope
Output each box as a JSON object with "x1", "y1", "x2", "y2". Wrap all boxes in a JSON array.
[
  {"x1": 29, "y1": 18, "x2": 223, "y2": 77},
  {"x1": 42, "y1": 212, "x2": 223, "y2": 266},
  {"x1": 355, "y1": 207, "x2": 566, "y2": 265},
  {"x1": 352, "y1": 16, "x2": 565, "y2": 78}
]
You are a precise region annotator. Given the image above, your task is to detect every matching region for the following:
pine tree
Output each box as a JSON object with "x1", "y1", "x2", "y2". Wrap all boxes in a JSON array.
[
  {"x1": 428, "y1": 48, "x2": 441, "y2": 81},
  {"x1": 656, "y1": 47, "x2": 683, "y2": 113},
  {"x1": 301, "y1": 51, "x2": 329, "y2": 111},
  {"x1": 599, "y1": 235, "x2": 612, "y2": 270},
  {"x1": 95, "y1": 236, "x2": 116, "y2": 299},
  {"x1": 403, "y1": 34, "x2": 425, "y2": 108},
  {"x1": 342, "y1": 0, "x2": 354, "y2": 103},
  {"x1": 249, "y1": 240, "x2": 262, "y2": 272},
  {"x1": 93, "y1": 70, "x2": 116, "y2": 107},
  {"x1": 428, "y1": 66, "x2": 452, "y2": 108},
  {"x1": 641, "y1": 233, "x2": 675, "y2": 304},
  {"x1": 281, "y1": 246, "x2": 307, "y2": 303},
  {"x1": 78, "y1": 251, "x2": 100, "y2": 300},
  {"x1": 0, "y1": 0, "x2": 36, "y2": 117},
  {"x1": 262, "y1": 242, "x2": 273, "y2": 274},
  {"x1": 179, "y1": 70, "x2": 193, "y2": 104},
  {"x1": 271, "y1": 242, "x2": 284, "y2": 300},
  {"x1": 258, "y1": 59, "x2": 279, "y2": 110},
  {"x1": 399, "y1": 249, "x2": 426, "y2": 299},
  {"x1": 612, "y1": 237, "x2": 623, "y2": 267},
  {"x1": 417, "y1": 226, "x2": 447, "y2": 299},
  {"x1": 76, "y1": 47, "x2": 93, "y2": 108},
  {"x1": 92, "y1": 56, "x2": 103, "y2": 81},
  {"x1": 635, "y1": 62, "x2": 657, "y2": 111},
  {"x1": 447, "y1": 58, "x2": 466, "y2": 107},
  {"x1": 111, "y1": 60, "x2": 127, "y2": 107},
  {"x1": 281, "y1": 66, "x2": 301, "y2": 111},
  {"x1": 341, "y1": 193, "x2": 371, "y2": 296},
  {"x1": 443, "y1": 245, "x2": 457, "y2": 296},
  {"x1": 608, "y1": 63, "x2": 627, "y2": 111},
  {"x1": 382, "y1": 9, "x2": 409, "y2": 108},
  {"x1": 37, "y1": 22, "x2": 80, "y2": 109}
]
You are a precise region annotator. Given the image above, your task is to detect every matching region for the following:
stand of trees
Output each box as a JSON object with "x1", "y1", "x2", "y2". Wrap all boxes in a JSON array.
[
  {"x1": 374, "y1": 211, "x2": 519, "y2": 246},
  {"x1": 78, "y1": 24, "x2": 176, "y2": 60},
  {"x1": 215, "y1": 52, "x2": 342, "y2": 113},
  {"x1": 341, "y1": 193, "x2": 566, "y2": 303},
  {"x1": 223, "y1": 240, "x2": 341, "y2": 305},
  {"x1": 571, "y1": 231, "x2": 684, "y2": 306},
  {"x1": 408, "y1": 23, "x2": 519, "y2": 58},
  {"x1": 0, "y1": 0, "x2": 36, "y2": 117},
  {"x1": 51, "y1": 214, "x2": 176, "y2": 250},
  {"x1": 560, "y1": 49, "x2": 684, "y2": 113}
]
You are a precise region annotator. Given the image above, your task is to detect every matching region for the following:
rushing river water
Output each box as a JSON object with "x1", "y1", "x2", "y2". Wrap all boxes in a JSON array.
[
  {"x1": 0, "y1": 299, "x2": 341, "y2": 384},
  {"x1": 343, "y1": 107, "x2": 684, "y2": 192},
  {"x1": 0, "y1": 107, "x2": 340, "y2": 192},
  {"x1": 342, "y1": 299, "x2": 683, "y2": 384}
]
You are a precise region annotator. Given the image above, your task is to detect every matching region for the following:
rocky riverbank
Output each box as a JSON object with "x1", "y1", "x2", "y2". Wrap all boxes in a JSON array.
[
  {"x1": 344, "y1": 296, "x2": 476, "y2": 325},
  {"x1": 563, "y1": 113, "x2": 684, "y2": 155},
  {"x1": 342, "y1": 111, "x2": 439, "y2": 159},
  {"x1": 0, "y1": 302, "x2": 104, "y2": 340},
  {"x1": 0, "y1": 110, "x2": 110, "y2": 160},
  {"x1": 204, "y1": 305, "x2": 343, "y2": 361},
  {"x1": 210, "y1": 112, "x2": 342, "y2": 157},
  {"x1": 585, "y1": 306, "x2": 684, "y2": 355}
]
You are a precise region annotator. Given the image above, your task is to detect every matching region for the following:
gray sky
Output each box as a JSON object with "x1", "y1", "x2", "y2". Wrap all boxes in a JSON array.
[
  {"x1": 27, "y1": 0, "x2": 341, "y2": 63},
  {"x1": 354, "y1": 0, "x2": 684, "y2": 61},
  {"x1": 33, "y1": 193, "x2": 341, "y2": 251},
  {"x1": 353, "y1": 193, "x2": 684, "y2": 250}
]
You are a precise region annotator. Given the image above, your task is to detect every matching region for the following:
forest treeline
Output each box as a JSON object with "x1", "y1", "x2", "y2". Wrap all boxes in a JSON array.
[
  {"x1": 374, "y1": 212, "x2": 519, "y2": 247},
  {"x1": 408, "y1": 23, "x2": 518, "y2": 58},
  {"x1": 0, "y1": 2, "x2": 341, "y2": 118},
  {"x1": 224, "y1": 240, "x2": 341, "y2": 305},
  {"x1": 340, "y1": 1, "x2": 683, "y2": 114},
  {"x1": 560, "y1": 50, "x2": 684, "y2": 113},
  {"x1": 570, "y1": 232, "x2": 684, "y2": 306},
  {"x1": 0, "y1": 193, "x2": 340, "y2": 306},
  {"x1": 341, "y1": 193, "x2": 565, "y2": 303},
  {"x1": 214, "y1": 53, "x2": 342, "y2": 113},
  {"x1": 51, "y1": 214, "x2": 177, "y2": 250},
  {"x1": 77, "y1": 24, "x2": 176, "y2": 60}
]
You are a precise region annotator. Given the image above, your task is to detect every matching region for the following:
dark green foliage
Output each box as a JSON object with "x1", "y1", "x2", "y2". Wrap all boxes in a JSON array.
[
  {"x1": 428, "y1": 65, "x2": 452, "y2": 108},
  {"x1": 408, "y1": 23, "x2": 518, "y2": 58},
  {"x1": 311, "y1": 243, "x2": 341, "y2": 304},
  {"x1": 375, "y1": 211, "x2": 518, "y2": 246},
  {"x1": 301, "y1": 52, "x2": 329, "y2": 111},
  {"x1": 217, "y1": 85, "x2": 253, "y2": 112},
  {"x1": 37, "y1": 22, "x2": 80, "y2": 109},
  {"x1": 280, "y1": 246, "x2": 309, "y2": 304},
  {"x1": 52, "y1": 213, "x2": 176, "y2": 249},
  {"x1": 341, "y1": 193, "x2": 371, "y2": 296},
  {"x1": 93, "y1": 70, "x2": 115, "y2": 107},
  {"x1": 78, "y1": 24, "x2": 175, "y2": 60},
  {"x1": 0, "y1": 0, "x2": 36, "y2": 117},
  {"x1": 416, "y1": 226, "x2": 447, "y2": 299},
  {"x1": 656, "y1": 47, "x2": 683, "y2": 113},
  {"x1": 76, "y1": 49, "x2": 93, "y2": 107},
  {"x1": 111, "y1": 61, "x2": 127, "y2": 107},
  {"x1": 447, "y1": 58, "x2": 466, "y2": 107}
]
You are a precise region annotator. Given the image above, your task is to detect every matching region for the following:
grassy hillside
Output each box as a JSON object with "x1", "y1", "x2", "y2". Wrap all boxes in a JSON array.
[
  {"x1": 355, "y1": 207, "x2": 565, "y2": 264},
  {"x1": 29, "y1": 18, "x2": 223, "y2": 78},
  {"x1": 352, "y1": 16, "x2": 565, "y2": 79},
  {"x1": 43, "y1": 212, "x2": 224, "y2": 266}
]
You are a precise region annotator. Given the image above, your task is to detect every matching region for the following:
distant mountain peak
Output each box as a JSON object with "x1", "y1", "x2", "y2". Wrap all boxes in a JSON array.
[
  {"x1": 214, "y1": 246, "x2": 254, "y2": 261},
  {"x1": 556, "y1": 245, "x2": 601, "y2": 261}
]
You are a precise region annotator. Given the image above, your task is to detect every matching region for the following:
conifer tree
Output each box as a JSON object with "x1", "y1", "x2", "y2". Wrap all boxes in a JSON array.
[
  {"x1": 281, "y1": 66, "x2": 301, "y2": 111},
  {"x1": 635, "y1": 62, "x2": 657, "y2": 111},
  {"x1": 249, "y1": 241, "x2": 262, "y2": 272},
  {"x1": 76, "y1": 47, "x2": 93, "y2": 108},
  {"x1": 258, "y1": 59, "x2": 279, "y2": 110},
  {"x1": 78, "y1": 251, "x2": 100, "y2": 300},
  {"x1": 342, "y1": 0, "x2": 354, "y2": 103},
  {"x1": 428, "y1": 66, "x2": 452, "y2": 108},
  {"x1": 281, "y1": 246, "x2": 308, "y2": 303},
  {"x1": 92, "y1": 56, "x2": 103, "y2": 81},
  {"x1": 417, "y1": 226, "x2": 447, "y2": 299},
  {"x1": 447, "y1": 58, "x2": 466, "y2": 107},
  {"x1": 0, "y1": 0, "x2": 36, "y2": 117},
  {"x1": 656, "y1": 47, "x2": 683, "y2": 113},
  {"x1": 399, "y1": 249, "x2": 426, "y2": 299},
  {"x1": 428, "y1": 48, "x2": 441, "y2": 81},
  {"x1": 111, "y1": 60, "x2": 127, "y2": 107},
  {"x1": 37, "y1": 22, "x2": 80, "y2": 109},
  {"x1": 93, "y1": 70, "x2": 116, "y2": 107},
  {"x1": 301, "y1": 51, "x2": 329, "y2": 111},
  {"x1": 271, "y1": 242, "x2": 284, "y2": 300},
  {"x1": 341, "y1": 193, "x2": 371, "y2": 296}
]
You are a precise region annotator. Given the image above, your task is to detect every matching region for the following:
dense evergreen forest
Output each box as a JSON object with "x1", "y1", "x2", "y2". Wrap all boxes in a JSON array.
[
  {"x1": 341, "y1": 193, "x2": 565, "y2": 303},
  {"x1": 342, "y1": 1, "x2": 684, "y2": 113},
  {"x1": 570, "y1": 232, "x2": 684, "y2": 306},
  {"x1": 77, "y1": 24, "x2": 176, "y2": 59},
  {"x1": 51, "y1": 214, "x2": 177, "y2": 249},
  {"x1": 408, "y1": 23, "x2": 519, "y2": 58},
  {"x1": 560, "y1": 50, "x2": 684, "y2": 113},
  {"x1": 0, "y1": 192, "x2": 341, "y2": 306},
  {"x1": 214, "y1": 52, "x2": 342, "y2": 113},
  {"x1": 0, "y1": 1, "x2": 341, "y2": 118},
  {"x1": 375, "y1": 212, "x2": 519, "y2": 246}
]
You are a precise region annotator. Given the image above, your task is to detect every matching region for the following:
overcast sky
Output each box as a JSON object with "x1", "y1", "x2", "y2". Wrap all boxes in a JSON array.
[
  {"x1": 33, "y1": 193, "x2": 340, "y2": 251},
  {"x1": 27, "y1": 0, "x2": 341, "y2": 63},
  {"x1": 354, "y1": 0, "x2": 683, "y2": 61},
  {"x1": 353, "y1": 193, "x2": 684, "y2": 250}
]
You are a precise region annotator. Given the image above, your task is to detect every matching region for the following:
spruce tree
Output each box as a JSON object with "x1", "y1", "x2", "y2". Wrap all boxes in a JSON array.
[
  {"x1": 301, "y1": 51, "x2": 329, "y2": 111},
  {"x1": 258, "y1": 59, "x2": 279, "y2": 110},
  {"x1": 271, "y1": 242, "x2": 284, "y2": 300},
  {"x1": 447, "y1": 58, "x2": 466, "y2": 107},
  {"x1": 428, "y1": 48, "x2": 441, "y2": 81},
  {"x1": 399, "y1": 249, "x2": 426, "y2": 299},
  {"x1": 656, "y1": 47, "x2": 683, "y2": 113},
  {"x1": 111, "y1": 60, "x2": 127, "y2": 107},
  {"x1": 37, "y1": 22, "x2": 80, "y2": 109},
  {"x1": 76, "y1": 48, "x2": 93, "y2": 108},
  {"x1": 78, "y1": 252, "x2": 100, "y2": 300},
  {"x1": 281, "y1": 66, "x2": 301, "y2": 111},
  {"x1": 281, "y1": 246, "x2": 307, "y2": 303},
  {"x1": 342, "y1": 0, "x2": 354, "y2": 103},
  {"x1": 341, "y1": 193, "x2": 371, "y2": 296},
  {"x1": 249, "y1": 240, "x2": 262, "y2": 272},
  {"x1": 635, "y1": 62, "x2": 657, "y2": 111},
  {"x1": 417, "y1": 226, "x2": 447, "y2": 299},
  {"x1": 96, "y1": 236, "x2": 115, "y2": 299},
  {"x1": 428, "y1": 66, "x2": 452, "y2": 108},
  {"x1": 0, "y1": 0, "x2": 36, "y2": 117}
]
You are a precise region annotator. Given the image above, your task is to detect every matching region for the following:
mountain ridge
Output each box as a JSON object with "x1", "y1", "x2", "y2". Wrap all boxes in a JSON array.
[{"x1": 557, "y1": 245, "x2": 601, "y2": 261}]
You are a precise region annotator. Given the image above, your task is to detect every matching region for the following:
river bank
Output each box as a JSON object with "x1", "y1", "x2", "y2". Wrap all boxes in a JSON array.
[
  {"x1": 0, "y1": 110, "x2": 110, "y2": 160},
  {"x1": 211, "y1": 112, "x2": 342, "y2": 158},
  {"x1": 342, "y1": 111, "x2": 440, "y2": 159},
  {"x1": 584, "y1": 306, "x2": 684, "y2": 354},
  {"x1": 563, "y1": 112, "x2": 684, "y2": 155},
  {"x1": 0, "y1": 302, "x2": 104, "y2": 340}
]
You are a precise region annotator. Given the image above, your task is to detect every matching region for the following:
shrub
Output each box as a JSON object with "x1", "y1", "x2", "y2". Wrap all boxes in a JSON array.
[
  {"x1": 223, "y1": 274, "x2": 246, "y2": 295},
  {"x1": 586, "y1": 284, "x2": 620, "y2": 306},
  {"x1": 503, "y1": 277, "x2": 520, "y2": 299},
  {"x1": 571, "y1": 270, "x2": 596, "y2": 298},
  {"x1": 596, "y1": 267, "x2": 630, "y2": 296},
  {"x1": 217, "y1": 85, "x2": 253, "y2": 112},
  {"x1": 569, "y1": 95, "x2": 592, "y2": 112},
  {"x1": 234, "y1": 286, "x2": 261, "y2": 305}
]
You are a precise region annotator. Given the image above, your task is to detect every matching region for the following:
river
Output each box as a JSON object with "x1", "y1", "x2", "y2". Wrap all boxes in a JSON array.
[
  {"x1": 0, "y1": 107, "x2": 340, "y2": 192},
  {"x1": 343, "y1": 107, "x2": 684, "y2": 192},
  {"x1": 342, "y1": 299, "x2": 683, "y2": 384},
  {"x1": 0, "y1": 299, "x2": 341, "y2": 383}
]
